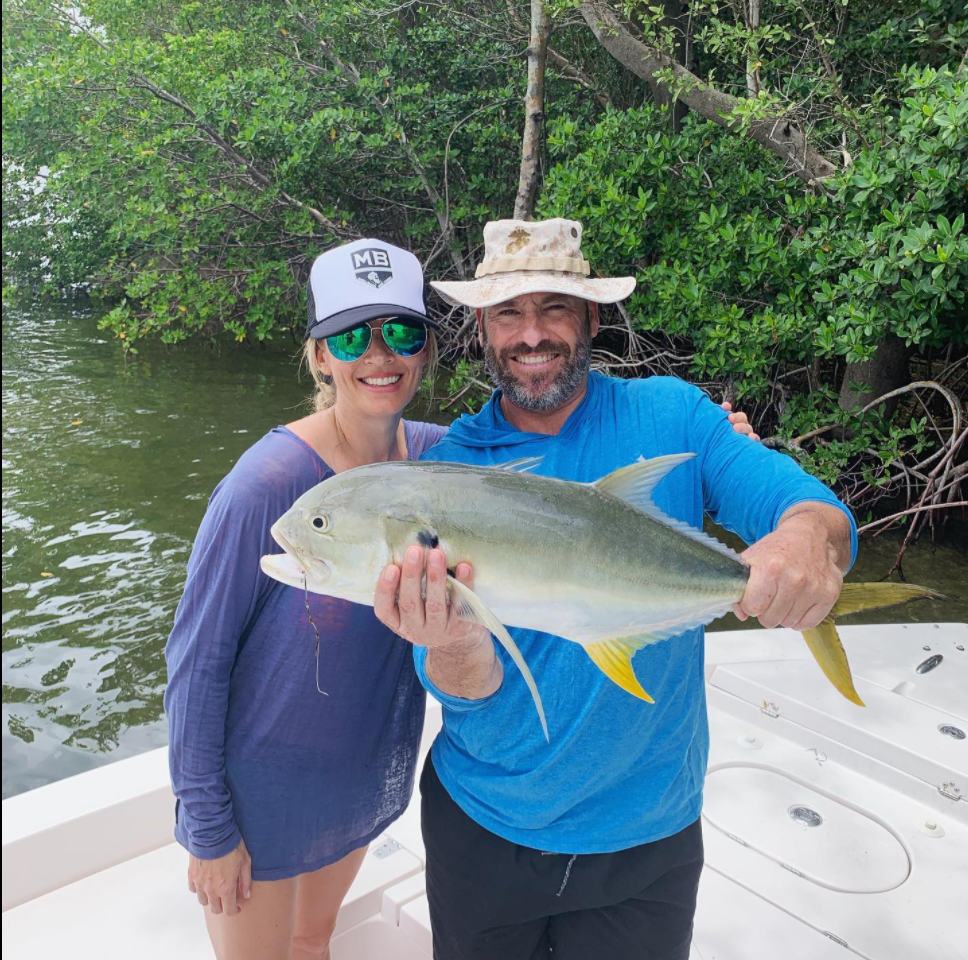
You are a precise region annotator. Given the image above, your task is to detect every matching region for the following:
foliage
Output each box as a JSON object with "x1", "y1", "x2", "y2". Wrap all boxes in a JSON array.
[
  {"x1": 540, "y1": 66, "x2": 967, "y2": 395},
  {"x1": 3, "y1": 0, "x2": 966, "y2": 521},
  {"x1": 2, "y1": 1, "x2": 603, "y2": 346}
]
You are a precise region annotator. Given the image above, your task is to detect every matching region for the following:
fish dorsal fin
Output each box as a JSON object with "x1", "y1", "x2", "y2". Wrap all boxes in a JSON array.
[
  {"x1": 593, "y1": 453, "x2": 695, "y2": 503},
  {"x1": 447, "y1": 576, "x2": 549, "y2": 741},
  {"x1": 593, "y1": 454, "x2": 743, "y2": 564},
  {"x1": 492, "y1": 455, "x2": 545, "y2": 473}
]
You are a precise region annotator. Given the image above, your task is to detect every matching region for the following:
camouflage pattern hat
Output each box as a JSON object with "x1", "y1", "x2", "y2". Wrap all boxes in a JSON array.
[{"x1": 431, "y1": 218, "x2": 635, "y2": 309}]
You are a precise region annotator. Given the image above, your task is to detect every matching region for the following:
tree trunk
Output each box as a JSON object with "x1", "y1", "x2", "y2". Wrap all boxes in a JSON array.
[
  {"x1": 579, "y1": 1, "x2": 838, "y2": 186},
  {"x1": 514, "y1": 1, "x2": 551, "y2": 221},
  {"x1": 838, "y1": 336, "x2": 911, "y2": 416}
]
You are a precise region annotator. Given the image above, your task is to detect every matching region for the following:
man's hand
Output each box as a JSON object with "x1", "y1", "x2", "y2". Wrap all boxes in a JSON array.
[
  {"x1": 721, "y1": 401, "x2": 760, "y2": 441},
  {"x1": 374, "y1": 546, "x2": 488, "y2": 649},
  {"x1": 734, "y1": 505, "x2": 850, "y2": 631},
  {"x1": 188, "y1": 838, "x2": 252, "y2": 916},
  {"x1": 374, "y1": 546, "x2": 502, "y2": 700}
]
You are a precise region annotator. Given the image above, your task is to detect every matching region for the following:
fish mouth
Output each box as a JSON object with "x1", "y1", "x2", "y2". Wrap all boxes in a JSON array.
[{"x1": 261, "y1": 523, "x2": 330, "y2": 589}]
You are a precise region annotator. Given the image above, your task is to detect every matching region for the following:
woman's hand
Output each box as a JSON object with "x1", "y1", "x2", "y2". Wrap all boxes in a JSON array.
[
  {"x1": 721, "y1": 401, "x2": 760, "y2": 441},
  {"x1": 188, "y1": 838, "x2": 252, "y2": 916}
]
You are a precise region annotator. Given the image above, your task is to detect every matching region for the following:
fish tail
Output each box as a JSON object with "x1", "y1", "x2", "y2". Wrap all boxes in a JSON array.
[
  {"x1": 802, "y1": 582, "x2": 944, "y2": 707},
  {"x1": 830, "y1": 582, "x2": 945, "y2": 618},
  {"x1": 800, "y1": 619, "x2": 865, "y2": 706}
]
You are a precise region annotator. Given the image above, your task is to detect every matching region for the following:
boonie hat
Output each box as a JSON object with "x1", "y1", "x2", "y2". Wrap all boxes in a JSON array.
[
  {"x1": 307, "y1": 238, "x2": 438, "y2": 339},
  {"x1": 430, "y1": 218, "x2": 635, "y2": 309}
]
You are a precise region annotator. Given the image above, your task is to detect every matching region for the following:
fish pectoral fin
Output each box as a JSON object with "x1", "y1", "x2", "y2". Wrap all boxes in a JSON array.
[
  {"x1": 447, "y1": 577, "x2": 549, "y2": 742},
  {"x1": 584, "y1": 638, "x2": 655, "y2": 703},
  {"x1": 492, "y1": 455, "x2": 545, "y2": 473},
  {"x1": 800, "y1": 618, "x2": 865, "y2": 707}
]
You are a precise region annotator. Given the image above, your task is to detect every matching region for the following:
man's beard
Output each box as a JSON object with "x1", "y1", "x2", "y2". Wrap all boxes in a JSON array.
[{"x1": 484, "y1": 324, "x2": 593, "y2": 413}]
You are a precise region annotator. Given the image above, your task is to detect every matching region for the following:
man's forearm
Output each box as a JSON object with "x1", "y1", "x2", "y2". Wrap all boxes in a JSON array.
[
  {"x1": 777, "y1": 502, "x2": 852, "y2": 572},
  {"x1": 426, "y1": 633, "x2": 504, "y2": 700}
]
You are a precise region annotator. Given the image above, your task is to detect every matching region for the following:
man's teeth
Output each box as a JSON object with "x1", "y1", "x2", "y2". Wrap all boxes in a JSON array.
[
  {"x1": 515, "y1": 353, "x2": 557, "y2": 365},
  {"x1": 361, "y1": 375, "x2": 402, "y2": 385}
]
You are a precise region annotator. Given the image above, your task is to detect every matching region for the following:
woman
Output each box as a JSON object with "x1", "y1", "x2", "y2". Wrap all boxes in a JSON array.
[
  {"x1": 164, "y1": 238, "x2": 448, "y2": 960},
  {"x1": 164, "y1": 237, "x2": 758, "y2": 960}
]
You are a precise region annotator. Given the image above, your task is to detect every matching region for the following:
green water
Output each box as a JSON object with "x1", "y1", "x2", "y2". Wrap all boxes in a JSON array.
[{"x1": 2, "y1": 305, "x2": 965, "y2": 799}]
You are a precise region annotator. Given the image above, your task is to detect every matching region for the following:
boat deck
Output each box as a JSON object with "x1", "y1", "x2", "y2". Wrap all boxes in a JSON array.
[{"x1": 4, "y1": 623, "x2": 966, "y2": 959}]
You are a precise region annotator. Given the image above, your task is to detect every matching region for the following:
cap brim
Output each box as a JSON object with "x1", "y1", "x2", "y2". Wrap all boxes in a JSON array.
[
  {"x1": 430, "y1": 272, "x2": 636, "y2": 310},
  {"x1": 308, "y1": 303, "x2": 438, "y2": 340}
]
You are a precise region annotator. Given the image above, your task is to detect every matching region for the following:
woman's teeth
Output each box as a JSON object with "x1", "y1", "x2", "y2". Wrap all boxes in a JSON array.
[
  {"x1": 360, "y1": 374, "x2": 402, "y2": 385},
  {"x1": 515, "y1": 353, "x2": 557, "y2": 365}
]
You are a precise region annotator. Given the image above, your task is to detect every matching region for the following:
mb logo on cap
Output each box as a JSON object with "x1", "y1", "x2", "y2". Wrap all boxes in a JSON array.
[{"x1": 352, "y1": 248, "x2": 393, "y2": 288}]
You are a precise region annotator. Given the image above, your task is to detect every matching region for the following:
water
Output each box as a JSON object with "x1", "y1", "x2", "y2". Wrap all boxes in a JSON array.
[{"x1": 2, "y1": 305, "x2": 965, "y2": 799}]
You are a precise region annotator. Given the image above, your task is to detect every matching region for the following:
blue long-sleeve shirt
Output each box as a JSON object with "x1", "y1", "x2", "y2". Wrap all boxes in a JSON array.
[
  {"x1": 164, "y1": 421, "x2": 446, "y2": 879},
  {"x1": 414, "y1": 372, "x2": 856, "y2": 854}
]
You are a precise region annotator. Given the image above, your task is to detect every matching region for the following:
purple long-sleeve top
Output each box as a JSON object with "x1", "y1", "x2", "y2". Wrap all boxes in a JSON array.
[{"x1": 164, "y1": 421, "x2": 447, "y2": 880}]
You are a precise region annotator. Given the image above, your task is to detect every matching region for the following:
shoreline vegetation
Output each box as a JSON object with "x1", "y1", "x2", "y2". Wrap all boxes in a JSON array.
[{"x1": 3, "y1": 1, "x2": 966, "y2": 572}]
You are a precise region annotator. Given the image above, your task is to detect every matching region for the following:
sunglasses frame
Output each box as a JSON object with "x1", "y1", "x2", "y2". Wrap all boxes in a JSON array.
[{"x1": 324, "y1": 317, "x2": 429, "y2": 362}]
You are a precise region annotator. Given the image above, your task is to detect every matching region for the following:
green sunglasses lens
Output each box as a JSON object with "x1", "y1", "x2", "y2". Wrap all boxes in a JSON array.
[
  {"x1": 326, "y1": 319, "x2": 427, "y2": 361},
  {"x1": 382, "y1": 320, "x2": 427, "y2": 357},
  {"x1": 326, "y1": 325, "x2": 371, "y2": 361}
]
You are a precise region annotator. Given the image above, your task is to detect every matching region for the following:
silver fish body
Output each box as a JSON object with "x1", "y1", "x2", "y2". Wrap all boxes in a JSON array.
[{"x1": 261, "y1": 454, "x2": 943, "y2": 737}]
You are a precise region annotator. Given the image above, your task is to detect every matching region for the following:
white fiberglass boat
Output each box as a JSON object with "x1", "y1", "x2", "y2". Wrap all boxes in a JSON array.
[{"x1": 3, "y1": 622, "x2": 966, "y2": 960}]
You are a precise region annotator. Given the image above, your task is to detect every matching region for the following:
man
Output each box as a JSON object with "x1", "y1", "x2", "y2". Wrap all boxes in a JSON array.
[{"x1": 374, "y1": 218, "x2": 854, "y2": 960}]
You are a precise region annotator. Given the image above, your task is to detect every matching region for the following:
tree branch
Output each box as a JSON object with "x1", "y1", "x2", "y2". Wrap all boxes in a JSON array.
[{"x1": 578, "y1": 1, "x2": 839, "y2": 186}]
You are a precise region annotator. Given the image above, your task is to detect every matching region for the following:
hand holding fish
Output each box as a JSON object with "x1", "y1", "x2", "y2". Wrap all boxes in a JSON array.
[
  {"x1": 187, "y1": 838, "x2": 252, "y2": 916},
  {"x1": 733, "y1": 504, "x2": 850, "y2": 631},
  {"x1": 375, "y1": 546, "x2": 503, "y2": 701}
]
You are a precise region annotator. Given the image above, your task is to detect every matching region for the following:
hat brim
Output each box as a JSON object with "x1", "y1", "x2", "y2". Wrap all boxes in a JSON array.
[
  {"x1": 308, "y1": 303, "x2": 438, "y2": 340},
  {"x1": 430, "y1": 272, "x2": 636, "y2": 310}
]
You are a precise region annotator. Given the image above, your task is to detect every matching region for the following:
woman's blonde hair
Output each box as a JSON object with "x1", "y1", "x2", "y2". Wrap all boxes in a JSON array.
[{"x1": 302, "y1": 327, "x2": 439, "y2": 412}]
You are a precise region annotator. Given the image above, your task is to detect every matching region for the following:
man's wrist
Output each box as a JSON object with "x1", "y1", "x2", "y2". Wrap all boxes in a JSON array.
[{"x1": 778, "y1": 503, "x2": 851, "y2": 572}]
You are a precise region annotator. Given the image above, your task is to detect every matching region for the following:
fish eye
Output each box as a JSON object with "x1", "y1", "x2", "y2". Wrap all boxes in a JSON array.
[{"x1": 311, "y1": 515, "x2": 330, "y2": 532}]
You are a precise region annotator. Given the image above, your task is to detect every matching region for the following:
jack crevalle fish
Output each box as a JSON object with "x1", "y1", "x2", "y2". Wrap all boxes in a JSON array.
[{"x1": 260, "y1": 454, "x2": 941, "y2": 739}]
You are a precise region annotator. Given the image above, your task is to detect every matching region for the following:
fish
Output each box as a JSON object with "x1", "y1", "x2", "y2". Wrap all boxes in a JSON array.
[{"x1": 260, "y1": 454, "x2": 943, "y2": 739}]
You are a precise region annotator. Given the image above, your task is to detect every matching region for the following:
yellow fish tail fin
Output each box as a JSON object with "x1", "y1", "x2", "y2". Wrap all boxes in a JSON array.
[
  {"x1": 803, "y1": 581, "x2": 943, "y2": 707},
  {"x1": 831, "y1": 582, "x2": 945, "y2": 618},
  {"x1": 800, "y1": 619, "x2": 865, "y2": 706}
]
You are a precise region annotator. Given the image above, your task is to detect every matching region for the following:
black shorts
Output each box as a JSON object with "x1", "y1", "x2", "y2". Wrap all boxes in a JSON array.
[{"x1": 420, "y1": 754, "x2": 704, "y2": 960}]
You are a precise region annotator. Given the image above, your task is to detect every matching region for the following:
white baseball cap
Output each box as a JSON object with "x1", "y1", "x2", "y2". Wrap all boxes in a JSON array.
[{"x1": 306, "y1": 238, "x2": 438, "y2": 340}]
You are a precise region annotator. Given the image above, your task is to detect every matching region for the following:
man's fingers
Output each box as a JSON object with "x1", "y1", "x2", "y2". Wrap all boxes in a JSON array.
[
  {"x1": 738, "y1": 564, "x2": 778, "y2": 619},
  {"x1": 373, "y1": 564, "x2": 401, "y2": 630},
  {"x1": 454, "y1": 562, "x2": 474, "y2": 588},
  {"x1": 424, "y1": 549, "x2": 449, "y2": 626},
  {"x1": 397, "y1": 546, "x2": 426, "y2": 629},
  {"x1": 791, "y1": 603, "x2": 828, "y2": 632}
]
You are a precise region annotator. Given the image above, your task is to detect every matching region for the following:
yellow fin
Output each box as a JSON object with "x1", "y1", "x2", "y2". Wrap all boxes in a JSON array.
[
  {"x1": 585, "y1": 639, "x2": 655, "y2": 703},
  {"x1": 800, "y1": 618, "x2": 865, "y2": 706},
  {"x1": 831, "y1": 582, "x2": 945, "y2": 618},
  {"x1": 801, "y1": 580, "x2": 943, "y2": 707}
]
